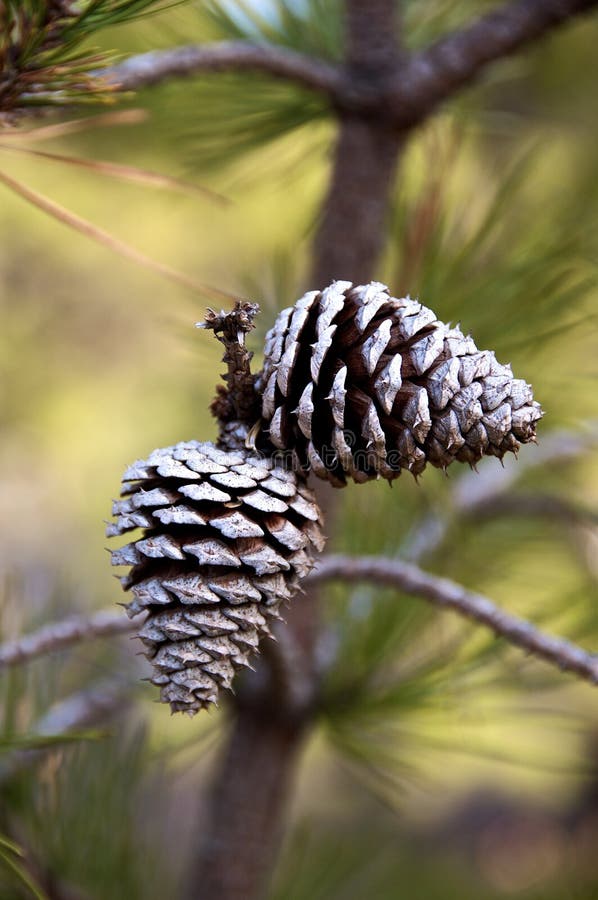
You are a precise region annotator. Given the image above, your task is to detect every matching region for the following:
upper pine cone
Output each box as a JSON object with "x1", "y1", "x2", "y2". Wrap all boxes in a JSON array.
[
  {"x1": 109, "y1": 441, "x2": 324, "y2": 714},
  {"x1": 258, "y1": 281, "x2": 543, "y2": 485}
]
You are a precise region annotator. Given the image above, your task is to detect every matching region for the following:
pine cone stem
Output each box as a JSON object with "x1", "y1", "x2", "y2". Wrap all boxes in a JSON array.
[{"x1": 201, "y1": 300, "x2": 261, "y2": 447}]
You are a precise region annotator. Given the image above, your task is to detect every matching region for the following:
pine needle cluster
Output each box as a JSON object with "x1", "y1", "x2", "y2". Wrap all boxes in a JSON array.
[{"x1": 0, "y1": 0, "x2": 164, "y2": 121}]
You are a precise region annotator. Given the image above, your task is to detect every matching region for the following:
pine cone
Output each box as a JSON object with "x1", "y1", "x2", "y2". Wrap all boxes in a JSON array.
[
  {"x1": 258, "y1": 281, "x2": 543, "y2": 485},
  {"x1": 108, "y1": 440, "x2": 324, "y2": 714}
]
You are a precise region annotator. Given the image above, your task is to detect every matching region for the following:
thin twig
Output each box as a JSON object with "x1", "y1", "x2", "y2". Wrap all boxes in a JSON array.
[
  {"x1": 103, "y1": 41, "x2": 343, "y2": 96},
  {"x1": 0, "y1": 609, "x2": 137, "y2": 670},
  {"x1": 307, "y1": 555, "x2": 598, "y2": 686},
  {"x1": 200, "y1": 301, "x2": 261, "y2": 442}
]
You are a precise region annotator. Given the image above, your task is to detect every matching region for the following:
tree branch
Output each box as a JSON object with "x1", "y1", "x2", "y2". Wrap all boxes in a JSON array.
[
  {"x1": 185, "y1": 704, "x2": 307, "y2": 900},
  {"x1": 187, "y1": 6, "x2": 404, "y2": 898},
  {"x1": 257, "y1": 625, "x2": 317, "y2": 717},
  {"x1": 201, "y1": 300, "x2": 262, "y2": 447},
  {"x1": 0, "y1": 609, "x2": 137, "y2": 670},
  {"x1": 390, "y1": 0, "x2": 598, "y2": 125},
  {"x1": 308, "y1": 555, "x2": 598, "y2": 686},
  {"x1": 103, "y1": 41, "x2": 343, "y2": 96},
  {"x1": 345, "y1": 0, "x2": 405, "y2": 72},
  {"x1": 100, "y1": 2, "x2": 598, "y2": 130}
]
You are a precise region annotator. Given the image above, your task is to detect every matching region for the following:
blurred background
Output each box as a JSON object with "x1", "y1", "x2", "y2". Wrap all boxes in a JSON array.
[{"x1": 1, "y1": 1, "x2": 598, "y2": 897}]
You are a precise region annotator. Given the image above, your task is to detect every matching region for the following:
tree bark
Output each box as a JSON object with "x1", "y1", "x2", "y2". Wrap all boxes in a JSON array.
[
  {"x1": 310, "y1": 118, "x2": 403, "y2": 287},
  {"x1": 310, "y1": 0, "x2": 404, "y2": 288},
  {"x1": 187, "y1": 705, "x2": 307, "y2": 900}
]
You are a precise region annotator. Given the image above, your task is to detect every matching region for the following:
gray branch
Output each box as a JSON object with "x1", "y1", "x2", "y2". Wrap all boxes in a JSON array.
[
  {"x1": 101, "y1": 2, "x2": 598, "y2": 127},
  {"x1": 308, "y1": 555, "x2": 598, "y2": 686},
  {"x1": 7, "y1": 541, "x2": 598, "y2": 689},
  {"x1": 0, "y1": 609, "x2": 138, "y2": 670},
  {"x1": 389, "y1": 0, "x2": 598, "y2": 123},
  {"x1": 102, "y1": 41, "x2": 343, "y2": 96}
]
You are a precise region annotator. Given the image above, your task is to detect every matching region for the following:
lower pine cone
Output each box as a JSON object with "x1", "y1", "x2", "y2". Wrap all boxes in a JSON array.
[{"x1": 109, "y1": 440, "x2": 325, "y2": 713}]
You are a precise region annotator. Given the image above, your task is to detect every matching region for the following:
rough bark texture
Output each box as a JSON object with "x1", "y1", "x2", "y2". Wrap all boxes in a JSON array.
[
  {"x1": 310, "y1": 0, "x2": 403, "y2": 288},
  {"x1": 187, "y1": 706, "x2": 307, "y2": 900},
  {"x1": 310, "y1": 120, "x2": 403, "y2": 288}
]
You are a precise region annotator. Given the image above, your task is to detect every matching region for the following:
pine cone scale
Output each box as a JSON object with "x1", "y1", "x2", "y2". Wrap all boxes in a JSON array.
[
  {"x1": 109, "y1": 440, "x2": 325, "y2": 714},
  {"x1": 258, "y1": 281, "x2": 542, "y2": 484},
  {"x1": 109, "y1": 284, "x2": 543, "y2": 713}
]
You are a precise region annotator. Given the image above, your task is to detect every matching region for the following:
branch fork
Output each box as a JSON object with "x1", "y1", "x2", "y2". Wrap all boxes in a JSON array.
[{"x1": 105, "y1": 1, "x2": 598, "y2": 129}]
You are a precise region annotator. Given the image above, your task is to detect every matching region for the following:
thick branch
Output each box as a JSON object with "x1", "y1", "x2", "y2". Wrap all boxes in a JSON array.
[
  {"x1": 391, "y1": 0, "x2": 598, "y2": 124},
  {"x1": 190, "y1": 6, "x2": 404, "y2": 899},
  {"x1": 345, "y1": 0, "x2": 404, "y2": 72},
  {"x1": 102, "y1": 2, "x2": 598, "y2": 129},
  {"x1": 103, "y1": 41, "x2": 343, "y2": 96},
  {"x1": 308, "y1": 555, "x2": 598, "y2": 686},
  {"x1": 0, "y1": 609, "x2": 137, "y2": 670},
  {"x1": 310, "y1": 119, "x2": 404, "y2": 286}
]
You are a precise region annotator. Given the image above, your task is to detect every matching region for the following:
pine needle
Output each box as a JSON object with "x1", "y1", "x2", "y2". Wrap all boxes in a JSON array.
[
  {"x1": 0, "y1": 168, "x2": 235, "y2": 301},
  {"x1": 0, "y1": 110, "x2": 149, "y2": 142},
  {"x1": 0, "y1": 144, "x2": 229, "y2": 205}
]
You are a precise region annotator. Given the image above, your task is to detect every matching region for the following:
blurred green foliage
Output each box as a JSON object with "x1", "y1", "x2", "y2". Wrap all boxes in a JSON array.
[{"x1": 0, "y1": 1, "x2": 598, "y2": 897}]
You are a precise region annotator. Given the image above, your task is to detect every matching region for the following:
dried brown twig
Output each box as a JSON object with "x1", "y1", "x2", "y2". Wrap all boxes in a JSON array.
[{"x1": 0, "y1": 169, "x2": 233, "y2": 301}]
